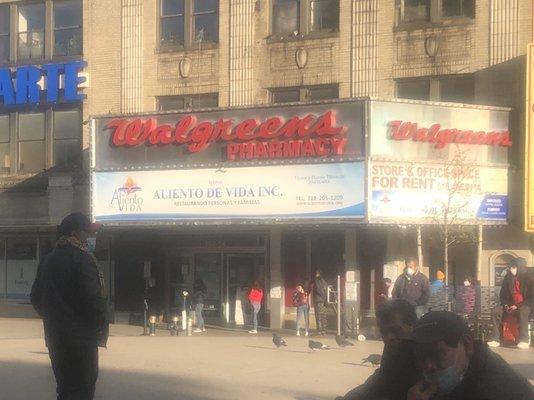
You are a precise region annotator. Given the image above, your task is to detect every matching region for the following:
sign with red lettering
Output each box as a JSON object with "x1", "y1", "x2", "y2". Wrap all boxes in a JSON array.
[
  {"x1": 92, "y1": 101, "x2": 364, "y2": 170},
  {"x1": 369, "y1": 100, "x2": 510, "y2": 165}
]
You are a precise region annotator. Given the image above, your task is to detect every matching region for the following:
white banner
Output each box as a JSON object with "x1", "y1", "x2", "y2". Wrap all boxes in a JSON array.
[
  {"x1": 369, "y1": 160, "x2": 508, "y2": 223},
  {"x1": 92, "y1": 162, "x2": 364, "y2": 222}
]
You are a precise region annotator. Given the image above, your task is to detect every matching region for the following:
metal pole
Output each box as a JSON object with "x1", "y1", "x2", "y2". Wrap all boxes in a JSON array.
[
  {"x1": 476, "y1": 225, "x2": 483, "y2": 283},
  {"x1": 142, "y1": 299, "x2": 148, "y2": 336},
  {"x1": 337, "y1": 274, "x2": 341, "y2": 336}
]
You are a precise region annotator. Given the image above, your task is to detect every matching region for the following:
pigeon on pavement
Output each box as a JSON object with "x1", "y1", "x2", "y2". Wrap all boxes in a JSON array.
[
  {"x1": 335, "y1": 335, "x2": 354, "y2": 347},
  {"x1": 308, "y1": 340, "x2": 330, "y2": 350},
  {"x1": 272, "y1": 333, "x2": 287, "y2": 348},
  {"x1": 361, "y1": 354, "x2": 382, "y2": 367}
]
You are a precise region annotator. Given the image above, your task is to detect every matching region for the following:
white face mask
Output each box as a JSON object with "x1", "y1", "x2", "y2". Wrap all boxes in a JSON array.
[
  {"x1": 406, "y1": 267, "x2": 415, "y2": 276},
  {"x1": 463, "y1": 281, "x2": 471, "y2": 286},
  {"x1": 510, "y1": 267, "x2": 517, "y2": 276}
]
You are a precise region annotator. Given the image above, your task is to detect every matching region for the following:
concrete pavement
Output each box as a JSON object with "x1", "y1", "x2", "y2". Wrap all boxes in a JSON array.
[{"x1": 0, "y1": 318, "x2": 532, "y2": 400}]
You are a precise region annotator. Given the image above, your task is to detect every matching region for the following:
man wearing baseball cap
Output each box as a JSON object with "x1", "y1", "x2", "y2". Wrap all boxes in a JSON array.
[
  {"x1": 407, "y1": 311, "x2": 533, "y2": 400},
  {"x1": 31, "y1": 212, "x2": 107, "y2": 400}
]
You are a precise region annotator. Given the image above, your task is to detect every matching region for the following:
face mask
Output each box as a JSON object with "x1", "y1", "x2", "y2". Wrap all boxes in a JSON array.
[
  {"x1": 463, "y1": 281, "x2": 471, "y2": 286},
  {"x1": 86, "y1": 237, "x2": 97, "y2": 253},
  {"x1": 510, "y1": 267, "x2": 517, "y2": 276},
  {"x1": 406, "y1": 268, "x2": 415, "y2": 276},
  {"x1": 423, "y1": 352, "x2": 463, "y2": 395}
]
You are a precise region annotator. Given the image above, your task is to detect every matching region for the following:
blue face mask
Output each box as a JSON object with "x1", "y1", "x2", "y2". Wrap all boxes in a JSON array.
[
  {"x1": 86, "y1": 237, "x2": 97, "y2": 253},
  {"x1": 424, "y1": 363, "x2": 463, "y2": 395}
]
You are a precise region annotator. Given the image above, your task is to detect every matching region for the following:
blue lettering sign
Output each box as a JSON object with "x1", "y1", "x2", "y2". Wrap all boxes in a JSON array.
[{"x1": 0, "y1": 60, "x2": 86, "y2": 107}]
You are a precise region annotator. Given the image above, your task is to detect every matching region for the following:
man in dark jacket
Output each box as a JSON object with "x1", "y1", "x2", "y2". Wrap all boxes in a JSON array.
[
  {"x1": 312, "y1": 269, "x2": 329, "y2": 335},
  {"x1": 31, "y1": 212, "x2": 108, "y2": 400},
  {"x1": 392, "y1": 257, "x2": 430, "y2": 318},
  {"x1": 489, "y1": 257, "x2": 532, "y2": 349},
  {"x1": 338, "y1": 299, "x2": 421, "y2": 400},
  {"x1": 408, "y1": 311, "x2": 533, "y2": 400}
]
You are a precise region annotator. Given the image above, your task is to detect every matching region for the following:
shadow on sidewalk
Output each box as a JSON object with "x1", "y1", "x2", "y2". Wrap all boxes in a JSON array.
[{"x1": 0, "y1": 360, "x2": 332, "y2": 400}]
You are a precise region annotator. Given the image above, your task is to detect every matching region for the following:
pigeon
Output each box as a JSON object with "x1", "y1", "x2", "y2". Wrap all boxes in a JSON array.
[
  {"x1": 308, "y1": 339, "x2": 330, "y2": 350},
  {"x1": 272, "y1": 333, "x2": 287, "y2": 348},
  {"x1": 335, "y1": 335, "x2": 354, "y2": 347},
  {"x1": 362, "y1": 354, "x2": 382, "y2": 367}
]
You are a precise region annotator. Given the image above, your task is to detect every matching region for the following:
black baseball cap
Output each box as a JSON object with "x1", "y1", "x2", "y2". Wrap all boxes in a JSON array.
[
  {"x1": 411, "y1": 311, "x2": 469, "y2": 344},
  {"x1": 58, "y1": 212, "x2": 102, "y2": 236}
]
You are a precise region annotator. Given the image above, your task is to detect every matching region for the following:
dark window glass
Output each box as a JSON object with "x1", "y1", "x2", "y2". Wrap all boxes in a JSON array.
[
  {"x1": 7, "y1": 238, "x2": 37, "y2": 260},
  {"x1": 443, "y1": 0, "x2": 475, "y2": 18},
  {"x1": 160, "y1": 0, "x2": 185, "y2": 48},
  {"x1": 158, "y1": 93, "x2": 218, "y2": 111},
  {"x1": 18, "y1": 4, "x2": 45, "y2": 60},
  {"x1": 271, "y1": 88, "x2": 300, "y2": 104},
  {"x1": 310, "y1": 0, "x2": 339, "y2": 32},
  {"x1": 396, "y1": 79, "x2": 430, "y2": 101},
  {"x1": 18, "y1": 113, "x2": 45, "y2": 172},
  {"x1": 0, "y1": 5, "x2": 9, "y2": 64},
  {"x1": 53, "y1": 109, "x2": 81, "y2": 166},
  {"x1": 308, "y1": 85, "x2": 339, "y2": 100},
  {"x1": 54, "y1": 0, "x2": 83, "y2": 56},
  {"x1": 0, "y1": 115, "x2": 10, "y2": 173},
  {"x1": 193, "y1": 0, "x2": 218, "y2": 43},
  {"x1": 403, "y1": 0, "x2": 430, "y2": 22},
  {"x1": 440, "y1": 75, "x2": 475, "y2": 104},
  {"x1": 273, "y1": 0, "x2": 299, "y2": 37}
]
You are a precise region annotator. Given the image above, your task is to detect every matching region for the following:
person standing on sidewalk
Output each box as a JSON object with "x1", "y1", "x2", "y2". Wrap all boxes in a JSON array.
[
  {"x1": 30, "y1": 213, "x2": 108, "y2": 400},
  {"x1": 488, "y1": 258, "x2": 532, "y2": 349},
  {"x1": 392, "y1": 257, "x2": 430, "y2": 318},
  {"x1": 193, "y1": 278, "x2": 207, "y2": 333},
  {"x1": 248, "y1": 281, "x2": 263, "y2": 334},
  {"x1": 293, "y1": 284, "x2": 309, "y2": 336},
  {"x1": 312, "y1": 270, "x2": 329, "y2": 336}
]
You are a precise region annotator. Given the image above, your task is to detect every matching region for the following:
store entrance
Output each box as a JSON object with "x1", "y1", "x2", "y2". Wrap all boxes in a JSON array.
[{"x1": 192, "y1": 252, "x2": 265, "y2": 325}]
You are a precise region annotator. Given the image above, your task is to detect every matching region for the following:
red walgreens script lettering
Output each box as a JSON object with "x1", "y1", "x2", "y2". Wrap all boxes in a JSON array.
[
  {"x1": 388, "y1": 120, "x2": 512, "y2": 149},
  {"x1": 106, "y1": 111, "x2": 346, "y2": 154}
]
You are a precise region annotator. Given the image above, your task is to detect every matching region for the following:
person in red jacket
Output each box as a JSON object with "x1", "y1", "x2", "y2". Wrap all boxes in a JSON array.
[
  {"x1": 248, "y1": 281, "x2": 263, "y2": 334},
  {"x1": 293, "y1": 285, "x2": 310, "y2": 336}
]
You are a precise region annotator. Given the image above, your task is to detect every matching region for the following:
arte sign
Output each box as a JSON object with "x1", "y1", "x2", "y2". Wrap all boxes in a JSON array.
[
  {"x1": 388, "y1": 120, "x2": 512, "y2": 149},
  {"x1": 368, "y1": 160, "x2": 508, "y2": 224},
  {"x1": 0, "y1": 60, "x2": 86, "y2": 106},
  {"x1": 92, "y1": 162, "x2": 365, "y2": 222},
  {"x1": 106, "y1": 111, "x2": 347, "y2": 161},
  {"x1": 92, "y1": 101, "x2": 365, "y2": 169}
]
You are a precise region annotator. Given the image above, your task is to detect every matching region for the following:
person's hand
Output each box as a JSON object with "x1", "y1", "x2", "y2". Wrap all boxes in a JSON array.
[
  {"x1": 407, "y1": 381, "x2": 438, "y2": 400},
  {"x1": 509, "y1": 305, "x2": 518, "y2": 311}
]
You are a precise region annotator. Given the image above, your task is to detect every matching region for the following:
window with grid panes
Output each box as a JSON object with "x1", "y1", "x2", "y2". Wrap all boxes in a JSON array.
[
  {"x1": 272, "y1": 0, "x2": 339, "y2": 37},
  {"x1": 53, "y1": 109, "x2": 81, "y2": 166},
  {"x1": 53, "y1": 0, "x2": 82, "y2": 56},
  {"x1": 443, "y1": 0, "x2": 475, "y2": 18},
  {"x1": 270, "y1": 85, "x2": 338, "y2": 104},
  {"x1": 0, "y1": 5, "x2": 9, "y2": 64},
  {"x1": 18, "y1": 112, "x2": 46, "y2": 172},
  {"x1": 158, "y1": 93, "x2": 218, "y2": 111},
  {"x1": 18, "y1": 3, "x2": 45, "y2": 60}
]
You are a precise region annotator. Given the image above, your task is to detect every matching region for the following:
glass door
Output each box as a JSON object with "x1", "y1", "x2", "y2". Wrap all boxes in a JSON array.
[{"x1": 194, "y1": 253, "x2": 223, "y2": 320}]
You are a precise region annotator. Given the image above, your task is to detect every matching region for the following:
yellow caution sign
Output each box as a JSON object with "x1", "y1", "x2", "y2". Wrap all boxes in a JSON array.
[{"x1": 526, "y1": 44, "x2": 534, "y2": 231}]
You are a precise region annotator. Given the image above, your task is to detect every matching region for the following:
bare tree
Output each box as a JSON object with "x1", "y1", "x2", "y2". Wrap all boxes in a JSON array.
[{"x1": 428, "y1": 150, "x2": 478, "y2": 284}]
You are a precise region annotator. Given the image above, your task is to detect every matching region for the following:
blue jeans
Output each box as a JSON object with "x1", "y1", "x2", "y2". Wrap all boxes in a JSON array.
[
  {"x1": 195, "y1": 303, "x2": 204, "y2": 330},
  {"x1": 252, "y1": 302, "x2": 261, "y2": 331},
  {"x1": 296, "y1": 304, "x2": 309, "y2": 331}
]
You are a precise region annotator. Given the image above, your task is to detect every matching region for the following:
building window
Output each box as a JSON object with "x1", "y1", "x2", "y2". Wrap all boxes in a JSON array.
[
  {"x1": 0, "y1": 115, "x2": 9, "y2": 173},
  {"x1": 18, "y1": 112, "x2": 46, "y2": 172},
  {"x1": 0, "y1": 5, "x2": 9, "y2": 64},
  {"x1": 18, "y1": 3, "x2": 45, "y2": 60},
  {"x1": 193, "y1": 0, "x2": 218, "y2": 43},
  {"x1": 443, "y1": 0, "x2": 475, "y2": 18},
  {"x1": 396, "y1": 79, "x2": 430, "y2": 101},
  {"x1": 272, "y1": 0, "x2": 339, "y2": 38},
  {"x1": 159, "y1": 0, "x2": 219, "y2": 51},
  {"x1": 270, "y1": 84, "x2": 339, "y2": 104},
  {"x1": 53, "y1": 0, "x2": 82, "y2": 57},
  {"x1": 440, "y1": 75, "x2": 475, "y2": 104},
  {"x1": 309, "y1": 0, "x2": 339, "y2": 33},
  {"x1": 53, "y1": 109, "x2": 81, "y2": 166},
  {"x1": 397, "y1": 0, "x2": 430, "y2": 23},
  {"x1": 158, "y1": 93, "x2": 219, "y2": 111}
]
